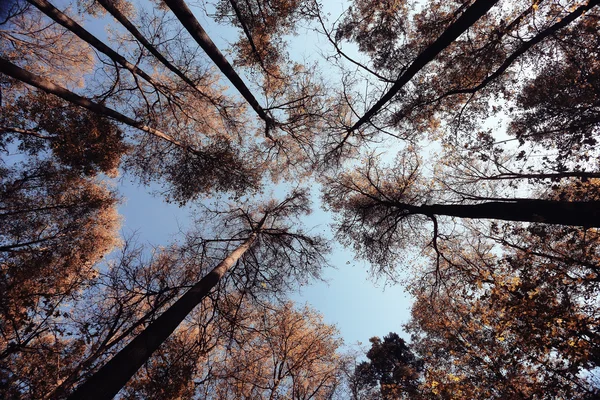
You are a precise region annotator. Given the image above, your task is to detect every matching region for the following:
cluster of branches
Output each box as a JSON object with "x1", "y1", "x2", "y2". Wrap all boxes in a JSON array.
[
  {"x1": 349, "y1": 220, "x2": 600, "y2": 399},
  {"x1": 2, "y1": 0, "x2": 600, "y2": 398}
]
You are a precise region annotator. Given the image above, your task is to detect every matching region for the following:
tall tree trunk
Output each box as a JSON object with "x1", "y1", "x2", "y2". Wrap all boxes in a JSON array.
[
  {"x1": 66, "y1": 230, "x2": 261, "y2": 400},
  {"x1": 348, "y1": 0, "x2": 500, "y2": 133},
  {"x1": 477, "y1": 171, "x2": 600, "y2": 181},
  {"x1": 45, "y1": 292, "x2": 178, "y2": 400},
  {"x1": 27, "y1": 0, "x2": 173, "y2": 96},
  {"x1": 95, "y1": 0, "x2": 220, "y2": 107},
  {"x1": 404, "y1": 199, "x2": 600, "y2": 228},
  {"x1": 435, "y1": 0, "x2": 600, "y2": 99},
  {"x1": 0, "y1": 58, "x2": 186, "y2": 149},
  {"x1": 162, "y1": 0, "x2": 274, "y2": 128}
]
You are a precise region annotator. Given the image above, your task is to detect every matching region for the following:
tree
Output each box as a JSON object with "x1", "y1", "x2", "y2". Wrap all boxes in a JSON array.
[
  {"x1": 66, "y1": 190, "x2": 329, "y2": 400},
  {"x1": 1, "y1": 90, "x2": 129, "y2": 176},
  {"x1": 94, "y1": 294, "x2": 347, "y2": 400},
  {"x1": 93, "y1": 0, "x2": 232, "y2": 115},
  {"x1": 335, "y1": 0, "x2": 598, "y2": 130},
  {"x1": 321, "y1": 0, "x2": 600, "y2": 182},
  {"x1": 405, "y1": 220, "x2": 600, "y2": 398},
  {"x1": 322, "y1": 150, "x2": 600, "y2": 277},
  {"x1": 0, "y1": 4, "x2": 336, "y2": 395},
  {"x1": 351, "y1": 333, "x2": 422, "y2": 400},
  {"x1": 508, "y1": 22, "x2": 600, "y2": 172},
  {"x1": 193, "y1": 298, "x2": 345, "y2": 399},
  {"x1": 4, "y1": 0, "x2": 600, "y2": 398},
  {"x1": 344, "y1": 0, "x2": 500, "y2": 133},
  {"x1": 3, "y1": 0, "x2": 351, "y2": 179},
  {"x1": 347, "y1": 181, "x2": 600, "y2": 398},
  {"x1": 34, "y1": 237, "x2": 213, "y2": 399},
  {"x1": 0, "y1": 92, "x2": 125, "y2": 377},
  {"x1": 1, "y1": 1, "x2": 265, "y2": 204},
  {"x1": 317, "y1": 0, "x2": 600, "y2": 258},
  {"x1": 0, "y1": 163, "x2": 122, "y2": 398},
  {"x1": 399, "y1": 177, "x2": 600, "y2": 398},
  {"x1": 352, "y1": 211, "x2": 600, "y2": 398},
  {"x1": 122, "y1": 325, "x2": 203, "y2": 400},
  {"x1": 0, "y1": 95, "x2": 124, "y2": 398},
  {"x1": 161, "y1": 0, "x2": 274, "y2": 126}
]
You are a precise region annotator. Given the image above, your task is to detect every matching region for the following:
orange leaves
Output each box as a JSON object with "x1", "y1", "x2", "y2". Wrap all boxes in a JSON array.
[
  {"x1": 0, "y1": 5, "x2": 95, "y2": 87},
  {"x1": 195, "y1": 298, "x2": 344, "y2": 399},
  {"x1": 406, "y1": 218, "x2": 600, "y2": 398}
]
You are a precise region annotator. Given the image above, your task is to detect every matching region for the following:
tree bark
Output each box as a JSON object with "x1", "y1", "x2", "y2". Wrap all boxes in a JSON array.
[
  {"x1": 0, "y1": 58, "x2": 186, "y2": 149},
  {"x1": 162, "y1": 0, "x2": 274, "y2": 127},
  {"x1": 95, "y1": 0, "x2": 219, "y2": 105},
  {"x1": 27, "y1": 0, "x2": 174, "y2": 99},
  {"x1": 65, "y1": 231, "x2": 260, "y2": 400},
  {"x1": 435, "y1": 0, "x2": 600, "y2": 99},
  {"x1": 406, "y1": 199, "x2": 600, "y2": 228},
  {"x1": 349, "y1": 0, "x2": 500, "y2": 133},
  {"x1": 477, "y1": 171, "x2": 600, "y2": 181}
]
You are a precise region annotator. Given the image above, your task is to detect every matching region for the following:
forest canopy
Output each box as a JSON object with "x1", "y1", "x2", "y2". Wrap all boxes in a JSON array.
[{"x1": 1, "y1": 0, "x2": 600, "y2": 398}]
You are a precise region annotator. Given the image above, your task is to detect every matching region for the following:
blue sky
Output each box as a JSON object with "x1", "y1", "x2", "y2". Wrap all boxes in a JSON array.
[
  {"x1": 96, "y1": 0, "x2": 415, "y2": 348},
  {"x1": 117, "y1": 179, "x2": 413, "y2": 348}
]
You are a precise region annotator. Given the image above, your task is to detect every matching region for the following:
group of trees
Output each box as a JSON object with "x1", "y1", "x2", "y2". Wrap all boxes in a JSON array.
[
  {"x1": 1, "y1": 0, "x2": 600, "y2": 398},
  {"x1": 352, "y1": 221, "x2": 600, "y2": 398}
]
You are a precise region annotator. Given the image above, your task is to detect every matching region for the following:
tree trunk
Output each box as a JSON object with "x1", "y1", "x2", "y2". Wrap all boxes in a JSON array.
[
  {"x1": 65, "y1": 231, "x2": 260, "y2": 400},
  {"x1": 27, "y1": 0, "x2": 173, "y2": 99},
  {"x1": 479, "y1": 171, "x2": 600, "y2": 181},
  {"x1": 162, "y1": 0, "x2": 274, "y2": 127},
  {"x1": 45, "y1": 292, "x2": 177, "y2": 400},
  {"x1": 95, "y1": 0, "x2": 218, "y2": 105},
  {"x1": 410, "y1": 199, "x2": 600, "y2": 228},
  {"x1": 349, "y1": 0, "x2": 500, "y2": 133},
  {"x1": 438, "y1": 0, "x2": 599, "y2": 99},
  {"x1": 0, "y1": 58, "x2": 186, "y2": 149}
]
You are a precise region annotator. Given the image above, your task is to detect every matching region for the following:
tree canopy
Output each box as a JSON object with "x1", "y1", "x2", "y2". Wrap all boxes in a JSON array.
[{"x1": 2, "y1": 0, "x2": 600, "y2": 398}]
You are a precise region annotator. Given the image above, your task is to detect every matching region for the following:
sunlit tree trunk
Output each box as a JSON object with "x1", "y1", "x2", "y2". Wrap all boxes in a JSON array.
[
  {"x1": 66, "y1": 226, "x2": 263, "y2": 400},
  {"x1": 95, "y1": 0, "x2": 220, "y2": 106},
  {"x1": 162, "y1": 0, "x2": 274, "y2": 127},
  {"x1": 0, "y1": 58, "x2": 185, "y2": 148},
  {"x1": 27, "y1": 0, "x2": 173, "y2": 98}
]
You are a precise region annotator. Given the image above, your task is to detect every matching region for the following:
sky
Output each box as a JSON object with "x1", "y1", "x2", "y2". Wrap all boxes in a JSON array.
[
  {"x1": 117, "y1": 178, "x2": 413, "y2": 348},
  {"x1": 97, "y1": 0, "x2": 416, "y2": 349}
]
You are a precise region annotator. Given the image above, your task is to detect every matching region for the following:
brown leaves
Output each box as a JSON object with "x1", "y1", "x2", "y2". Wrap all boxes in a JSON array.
[
  {"x1": 3, "y1": 91, "x2": 130, "y2": 177},
  {"x1": 0, "y1": 4, "x2": 95, "y2": 87},
  {"x1": 0, "y1": 160, "x2": 121, "y2": 385},
  {"x1": 406, "y1": 222, "x2": 600, "y2": 398},
  {"x1": 198, "y1": 298, "x2": 344, "y2": 399}
]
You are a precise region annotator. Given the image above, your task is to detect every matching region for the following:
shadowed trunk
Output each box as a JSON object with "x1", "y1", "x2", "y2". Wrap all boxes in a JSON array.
[
  {"x1": 65, "y1": 230, "x2": 261, "y2": 400},
  {"x1": 349, "y1": 0, "x2": 500, "y2": 133},
  {"x1": 476, "y1": 171, "x2": 600, "y2": 181},
  {"x1": 403, "y1": 199, "x2": 600, "y2": 228},
  {"x1": 438, "y1": 0, "x2": 600, "y2": 99}
]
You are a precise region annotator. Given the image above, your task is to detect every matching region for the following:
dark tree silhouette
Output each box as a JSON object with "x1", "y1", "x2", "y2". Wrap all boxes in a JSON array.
[{"x1": 352, "y1": 333, "x2": 422, "y2": 399}]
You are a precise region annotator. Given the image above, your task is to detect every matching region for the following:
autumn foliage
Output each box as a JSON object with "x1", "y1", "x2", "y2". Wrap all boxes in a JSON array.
[{"x1": 2, "y1": 0, "x2": 600, "y2": 398}]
